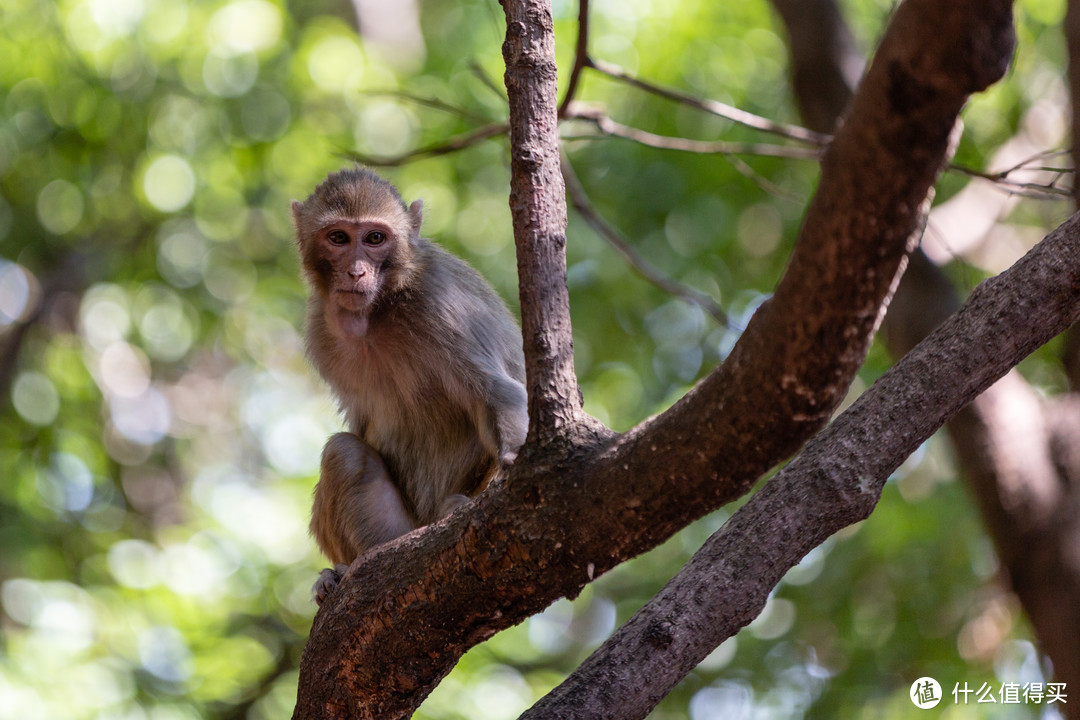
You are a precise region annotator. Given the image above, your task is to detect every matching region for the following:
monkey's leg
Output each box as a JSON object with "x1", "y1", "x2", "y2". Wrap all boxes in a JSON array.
[{"x1": 310, "y1": 433, "x2": 416, "y2": 602}]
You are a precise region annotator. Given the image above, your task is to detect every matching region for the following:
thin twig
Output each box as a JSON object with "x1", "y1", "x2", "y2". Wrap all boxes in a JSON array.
[
  {"x1": 559, "y1": 0, "x2": 591, "y2": 116},
  {"x1": 996, "y1": 147, "x2": 1072, "y2": 176},
  {"x1": 346, "y1": 122, "x2": 508, "y2": 167},
  {"x1": 561, "y1": 150, "x2": 728, "y2": 326},
  {"x1": 588, "y1": 58, "x2": 830, "y2": 146},
  {"x1": 723, "y1": 153, "x2": 804, "y2": 202},
  {"x1": 362, "y1": 90, "x2": 490, "y2": 124},
  {"x1": 564, "y1": 106, "x2": 822, "y2": 160},
  {"x1": 947, "y1": 163, "x2": 1074, "y2": 199},
  {"x1": 467, "y1": 59, "x2": 506, "y2": 101},
  {"x1": 946, "y1": 147, "x2": 1076, "y2": 199}
]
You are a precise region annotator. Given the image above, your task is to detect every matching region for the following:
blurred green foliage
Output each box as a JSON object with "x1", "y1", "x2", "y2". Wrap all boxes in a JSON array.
[{"x1": 0, "y1": 0, "x2": 1073, "y2": 718}]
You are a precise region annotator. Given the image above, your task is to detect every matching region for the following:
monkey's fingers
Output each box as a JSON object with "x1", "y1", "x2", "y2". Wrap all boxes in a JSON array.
[{"x1": 312, "y1": 563, "x2": 349, "y2": 605}]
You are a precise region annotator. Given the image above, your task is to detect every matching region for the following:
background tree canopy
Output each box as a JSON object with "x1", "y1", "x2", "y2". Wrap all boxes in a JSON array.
[{"x1": 0, "y1": 0, "x2": 1074, "y2": 718}]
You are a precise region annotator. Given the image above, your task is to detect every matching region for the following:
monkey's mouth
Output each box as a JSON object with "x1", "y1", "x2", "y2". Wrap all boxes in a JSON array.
[{"x1": 334, "y1": 289, "x2": 371, "y2": 311}]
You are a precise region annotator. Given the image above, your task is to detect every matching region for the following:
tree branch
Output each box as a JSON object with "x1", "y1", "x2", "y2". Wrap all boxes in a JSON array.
[
  {"x1": 1062, "y1": 0, "x2": 1080, "y2": 391},
  {"x1": 563, "y1": 105, "x2": 823, "y2": 160},
  {"x1": 362, "y1": 89, "x2": 492, "y2": 124},
  {"x1": 558, "y1": 0, "x2": 590, "y2": 116},
  {"x1": 346, "y1": 122, "x2": 508, "y2": 167},
  {"x1": 501, "y1": 0, "x2": 588, "y2": 441},
  {"x1": 767, "y1": 0, "x2": 864, "y2": 134},
  {"x1": 588, "y1": 58, "x2": 829, "y2": 146},
  {"x1": 773, "y1": 0, "x2": 1080, "y2": 702},
  {"x1": 561, "y1": 151, "x2": 728, "y2": 325},
  {"x1": 527, "y1": 209, "x2": 1080, "y2": 719},
  {"x1": 291, "y1": 0, "x2": 1016, "y2": 717}
]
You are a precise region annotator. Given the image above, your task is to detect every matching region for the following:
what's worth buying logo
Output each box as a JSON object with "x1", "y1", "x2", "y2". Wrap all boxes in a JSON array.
[{"x1": 911, "y1": 678, "x2": 943, "y2": 709}]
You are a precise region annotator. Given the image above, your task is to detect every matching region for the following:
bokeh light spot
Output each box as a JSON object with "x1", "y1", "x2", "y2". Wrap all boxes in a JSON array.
[
  {"x1": 12, "y1": 371, "x2": 60, "y2": 426},
  {"x1": 36, "y1": 179, "x2": 84, "y2": 235},
  {"x1": 98, "y1": 341, "x2": 151, "y2": 398},
  {"x1": 143, "y1": 155, "x2": 196, "y2": 212},
  {"x1": 0, "y1": 261, "x2": 37, "y2": 325},
  {"x1": 307, "y1": 35, "x2": 365, "y2": 92},
  {"x1": 208, "y1": 0, "x2": 282, "y2": 55},
  {"x1": 88, "y1": 0, "x2": 144, "y2": 36},
  {"x1": 109, "y1": 386, "x2": 171, "y2": 445},
  {"x1": 138, "y1": 626, "x2": 193, "y2": 683},
  {"x1": 107, "y1": 539, "x2": 162, "y2": 589}
]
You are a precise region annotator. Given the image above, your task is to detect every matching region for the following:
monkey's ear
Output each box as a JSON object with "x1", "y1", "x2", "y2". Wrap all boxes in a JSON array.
[
  {"x1": 291, "y1": 200, "x2": 303, "y2": 227},
  {"x1": 409, "y1": 199, "x2": 423, "y2": 233}
]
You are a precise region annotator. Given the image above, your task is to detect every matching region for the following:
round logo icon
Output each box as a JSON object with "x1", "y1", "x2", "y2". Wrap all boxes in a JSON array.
[{"x1": 910, "y1": 677, "x2": 943, "y2": 709}]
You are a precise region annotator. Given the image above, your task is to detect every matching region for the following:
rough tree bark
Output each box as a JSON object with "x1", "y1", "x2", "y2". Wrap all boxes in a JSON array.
[
  {"x1": 524, "y1": 207, "x2": 1080, "y2": 720},
  {"x1": 770, "y1": 0, "x2": 1080, "y2": 705},
  {"x1": 287, "y1": 0, "x2": 1069, "y2": 717}
]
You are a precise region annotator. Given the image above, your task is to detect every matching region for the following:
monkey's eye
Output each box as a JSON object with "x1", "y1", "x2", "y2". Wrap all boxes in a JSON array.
[
  {"x1": 364, "y1": 231, "x2": 386, "y2": 246},
  {"x1": 327, "y1": 230, "x2": 350, "y2": 246}
]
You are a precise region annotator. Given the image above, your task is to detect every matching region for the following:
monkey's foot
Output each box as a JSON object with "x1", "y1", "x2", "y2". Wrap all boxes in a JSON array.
[{"x1": 312, "y1": 563, "x2": 349, "y2": 605}]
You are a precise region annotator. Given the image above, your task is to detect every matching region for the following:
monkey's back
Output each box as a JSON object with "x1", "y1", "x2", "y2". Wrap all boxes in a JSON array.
[{"x1": 307, "y1": 240, "x2": 525, "y2": 524}]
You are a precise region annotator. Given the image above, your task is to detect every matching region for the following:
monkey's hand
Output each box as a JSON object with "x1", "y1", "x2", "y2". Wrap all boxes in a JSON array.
[
  {"x1": 312, "y1": 563, "x2": 349, "y2": 605},
  {"x1": 486, "y1": 375, "x2": 528, "y2": 467}
]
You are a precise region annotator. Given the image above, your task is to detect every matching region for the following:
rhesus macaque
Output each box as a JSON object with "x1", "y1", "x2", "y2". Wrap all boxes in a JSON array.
[{"x1": 292, "y1": 168, "x2": 528, "y2": 602}]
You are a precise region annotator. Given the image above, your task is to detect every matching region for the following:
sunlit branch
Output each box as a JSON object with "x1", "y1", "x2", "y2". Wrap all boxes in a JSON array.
[
  {"x1": 561, "y1": 151, "x2": 729, "y2": 326},
  {"x1": 947, "y1": 160, "x2": 1074, "y2": 199},
  {"x1": 588, "y1": 58, "x2": 830, "y2": 146},
  {"x1": 564, "y1": 105, "x2": 822, "y2": 160},
  {"x1": 997, "y1": 147, "x2": 1072, "y2": 175}
]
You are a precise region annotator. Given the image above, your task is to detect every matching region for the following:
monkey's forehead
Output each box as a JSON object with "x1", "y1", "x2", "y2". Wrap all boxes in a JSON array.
[
  {"x1": 308, "y1": 213, "x2": 401, "y2": 230},
  {"x1": 300, "y1": 190, "x2": 408, "y2": 220},
  {"x1": 306, "y1": 170, "x2": 407, "y2": 206}
]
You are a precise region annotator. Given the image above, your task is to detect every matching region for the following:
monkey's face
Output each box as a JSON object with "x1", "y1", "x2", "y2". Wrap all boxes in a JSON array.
[
  {"x1": 304, "y1": 217, "x2": 411, "y2": 339},
  {"x1": 292, "y1": 169, "x2": 424, "y2": 339}
]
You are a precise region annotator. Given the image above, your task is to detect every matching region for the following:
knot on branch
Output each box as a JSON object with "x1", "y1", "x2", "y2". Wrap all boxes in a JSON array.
[{"x1": 891, "y1": 0, "x2": 1016, "y2": 100}]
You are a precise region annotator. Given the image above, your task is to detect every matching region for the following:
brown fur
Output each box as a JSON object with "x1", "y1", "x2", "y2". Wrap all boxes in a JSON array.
[{"x1": 293, "y1": 169, "x2": 528, "y2": 588}]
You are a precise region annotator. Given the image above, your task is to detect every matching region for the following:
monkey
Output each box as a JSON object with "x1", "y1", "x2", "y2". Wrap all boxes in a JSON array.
[{"x1": 291, "y1": 168, "x2": 528, "y2": 603}]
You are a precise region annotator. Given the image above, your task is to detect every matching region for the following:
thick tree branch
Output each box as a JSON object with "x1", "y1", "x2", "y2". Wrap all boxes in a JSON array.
[
  {"x1": 885, "y1": 245, "x2": 1080, "y2": 718},
  {"x1": 1063, "y1": 0, "x2": 1080, "y2": 388},
  {"x1": 527, "y1": 210, "x2": 1080, "y2": 719},
  {"x1": 501, "y1": 0, "x2": 588, "y2": 440},
  {"x1": 292, "y1": 1, "x2": 1016, "y2": 717},
  {"x1": 621, "y1": 0, "x2": 1015, "y2": 505},
  {"x1": 773, "y1": 0, "x2": 1079, "y2": 703}
]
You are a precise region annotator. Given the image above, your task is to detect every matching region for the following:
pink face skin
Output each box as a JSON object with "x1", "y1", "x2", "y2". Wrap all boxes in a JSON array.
[{"x1": 318, "y1": 218, "x2": 398, "y2": 339}]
